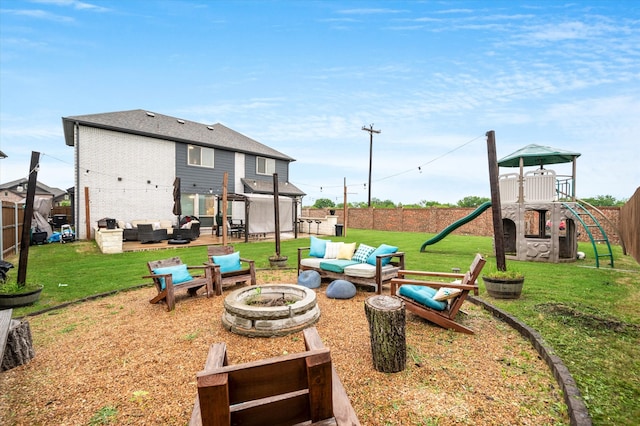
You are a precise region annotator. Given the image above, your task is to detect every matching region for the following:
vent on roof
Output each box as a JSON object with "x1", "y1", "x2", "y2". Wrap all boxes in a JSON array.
[
  {"x1": 146, "y1": 112, "x2": 155, "y2": 117},
  {"x1": 177, "y1": 119, "x2": 185, "y2": 124},
  {"x1": 207, "y1": 125, "x2": 214, "y2": 130}
]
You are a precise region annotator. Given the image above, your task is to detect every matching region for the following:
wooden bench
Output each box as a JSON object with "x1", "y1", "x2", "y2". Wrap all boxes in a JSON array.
[
  {"x1": 145, "y1": 257, "x2": 214, "y2": 311},
  {"x1": 206, "y1": 246, "x2": 256, "y2": 295},
  {"x1": 189, "y1": 327, "x2": 360, "y2": 426}
]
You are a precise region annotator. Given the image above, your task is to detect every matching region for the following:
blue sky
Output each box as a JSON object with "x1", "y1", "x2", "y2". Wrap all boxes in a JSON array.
[{"x1": 1, "y1": 0, "x2": 638, "y2": 206}]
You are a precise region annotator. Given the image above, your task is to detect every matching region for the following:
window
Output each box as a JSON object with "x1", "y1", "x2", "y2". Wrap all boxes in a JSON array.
[
  {"x1": 256, "y1": 156, "x2": 275, "y2": 175},
  {"x1": 188, "y1": 145, "x2": 214, "y2": 168}
]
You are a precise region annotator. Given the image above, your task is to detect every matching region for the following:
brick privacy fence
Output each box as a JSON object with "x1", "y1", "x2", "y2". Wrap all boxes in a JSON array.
[{"x1": 302, "y1": 206, "x2": 622, "y2": 246}]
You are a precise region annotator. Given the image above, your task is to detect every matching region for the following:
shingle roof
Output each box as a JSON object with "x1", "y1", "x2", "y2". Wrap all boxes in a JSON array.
[
  {"x1": 61, "y1": 109, "x2": 295, "y2": 161},
  {"x1": 0, "y1": 178, "x2": 66, "y2": 197}
]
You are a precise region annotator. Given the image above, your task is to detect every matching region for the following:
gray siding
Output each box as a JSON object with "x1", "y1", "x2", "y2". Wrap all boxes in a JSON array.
[
  {"x1": 244, "y1": 154, "x2": 290, "y2": 182},
  {"x1": 176, "y1": 143, "x2": 236, "y2": 194}
]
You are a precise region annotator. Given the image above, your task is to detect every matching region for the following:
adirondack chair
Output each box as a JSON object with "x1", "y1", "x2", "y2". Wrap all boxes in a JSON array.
[
  {"x1": 206, "y1": 246, "x2": 256, "y2": 296},
  {"x1": 145, "y1": 257, "x2": 214, "y2": 311},
  {"x1": 189, "y1": 327, "x2": 360, "y2": 426},
  {"x1": 390, "y1": 254, "x2": 486, "y2": 334}
]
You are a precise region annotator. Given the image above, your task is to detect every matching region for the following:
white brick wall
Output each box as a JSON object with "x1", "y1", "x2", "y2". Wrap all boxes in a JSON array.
[{"x1": 76, "y1": 126, "x2": 176, "y2": 239}]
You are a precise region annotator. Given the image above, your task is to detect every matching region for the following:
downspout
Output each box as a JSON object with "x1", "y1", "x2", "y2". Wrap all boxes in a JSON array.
[{"x1": 74, "y1": 122, "x2": 80, "y2": 239}]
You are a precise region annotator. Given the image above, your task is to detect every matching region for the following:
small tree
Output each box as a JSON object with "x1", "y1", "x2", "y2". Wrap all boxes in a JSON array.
[
  {"x1": 313, "y1": 198, "x2": 335, "y2": 209},
  {"x1": 457, "y1": 196, "x2": 490, "y2": 208}
]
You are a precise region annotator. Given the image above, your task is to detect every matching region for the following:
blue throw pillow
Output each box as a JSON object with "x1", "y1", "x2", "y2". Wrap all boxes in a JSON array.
[
  {"x1": 153, "y1": 264, "x2": 193, "y2": 290},
  {"x1": 212, "y1": 251, "x2": 241, "y2": 273},
  {"x1": 309, "y1": 236, "x2": 330, "y2": 258},
  {"x1": 366, "y1": 244, "x2": 398, "y2": 266}
]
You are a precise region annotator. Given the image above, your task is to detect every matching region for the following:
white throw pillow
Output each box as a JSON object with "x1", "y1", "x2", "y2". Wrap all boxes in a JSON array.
[{"x1": 324, "y1": 242, "x2": 344, "y2": 259}]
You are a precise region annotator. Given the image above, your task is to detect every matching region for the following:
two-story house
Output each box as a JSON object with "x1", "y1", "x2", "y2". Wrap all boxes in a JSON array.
[{"x1": 62, "y1": 109, "x2": 305, "y2": 240}]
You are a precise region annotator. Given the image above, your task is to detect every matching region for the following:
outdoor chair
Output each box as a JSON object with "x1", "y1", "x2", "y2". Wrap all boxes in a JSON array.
[
  {"x1": 145, "y1": 257, "x2": 214, "y2": 311},
  {"x1": 189, "y1": 327, "x2": 360, "y2": 426},
  {"x1": 137, "y1": 223, "x2": 167, "y2": 244},
  {"x1": 390, "y1": 254, "x2": 486, "y2": 334},
  {"x1": 206, "y1": 245, "x2": 256, "y2": 296}
]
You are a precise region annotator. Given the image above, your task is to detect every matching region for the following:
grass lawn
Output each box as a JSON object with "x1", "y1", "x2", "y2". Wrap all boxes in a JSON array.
[{"x1": 4, "y1": 229, "x2": 639, "y2": 425}]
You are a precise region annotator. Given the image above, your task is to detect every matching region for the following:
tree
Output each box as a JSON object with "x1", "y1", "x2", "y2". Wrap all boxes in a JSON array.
[
  {"x1": 313, "y1": 198, "x2": 335, "y2": 208},
  {"x1": 581, "y1": 195, "x2": 627, "y2": 207},
  {"x1": 457, "y1": 196, "x2": 490, "y2": 208}
]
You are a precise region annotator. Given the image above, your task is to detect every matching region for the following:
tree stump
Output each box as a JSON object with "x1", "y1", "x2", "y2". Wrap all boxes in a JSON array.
[
  {"x1": 364, "y1": 295, "x2": 406, "y2": 373},
  {"x1": 1, "y1": 319, "x2": 35, "y2": 371}
]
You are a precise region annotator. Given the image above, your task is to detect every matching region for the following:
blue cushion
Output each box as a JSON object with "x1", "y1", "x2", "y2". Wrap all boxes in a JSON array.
[
  {"x1": 212, "y1": 251, "x2": 241, "y2": 273},
  {"x1": 398, "y1": 285, "x2": 447, "y2": 311},
  {"x1": 309, "y1": 236, "x2": 330, "y2": 258},
  {"x1": 352, "y1": 243, "x2": 375, "y2": 263},
  {"x1": 153, "y1": 264, "x2": 193, "y2": 290},
  {"x1": 366, "y1": 244, "x2": 399, "y2": 266},
  {"x1": 297, "y1": 270, "x2": 322, "y2": 289},
  {"x1": 319, "y1": 259, "x2": 359, "y2": 273},
  {"x1": 326, "y1": 279, "x2": 357, "y2": 299}
]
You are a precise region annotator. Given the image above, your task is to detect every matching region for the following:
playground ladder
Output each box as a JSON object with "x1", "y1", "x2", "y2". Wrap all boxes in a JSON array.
[{"x1": 562, "y1": 202, "x2": 614, "y2": 268}]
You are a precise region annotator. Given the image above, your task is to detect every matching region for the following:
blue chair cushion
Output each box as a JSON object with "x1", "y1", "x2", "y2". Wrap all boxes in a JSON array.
[
  {"x1": 309, "y1": 236, "x2": 330, "y2": 258},
  {"x1": 153, "y1": 264, "x2": 193, "y2": 290},
  {"x1": 326, "y1": 279, "x2": 357, "y2": 299},
  {"x1": 366, "y1": 244, "x2": 398, "y2": 266},
  {"x1": 398, "y1": 285, "x2": 447, "y2": 311},
  {"x1": 297, "y1": 270, "x2": 322, "y2": 289},
  {"x1": 212, "y1": 251, "x2": 241, "y2": 273}
]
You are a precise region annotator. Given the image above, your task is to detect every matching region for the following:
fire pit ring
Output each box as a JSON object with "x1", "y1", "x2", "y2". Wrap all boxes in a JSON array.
[{"x1": 222, "y1": 284, "x2": 320, "y2": 337}]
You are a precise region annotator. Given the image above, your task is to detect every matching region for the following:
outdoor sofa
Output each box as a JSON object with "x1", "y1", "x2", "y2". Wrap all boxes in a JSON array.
[{"x1": 297, "y1": 236, "x2": 405, "y2": 294}]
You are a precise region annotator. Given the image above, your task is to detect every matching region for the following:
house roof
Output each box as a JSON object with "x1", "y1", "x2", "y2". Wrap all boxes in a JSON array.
[
  {"x1": 0, "y1": 178, "x2": 66, "y2": 197},
  {"x1": 241, "y1": 178, "x2": 305, "y2": 197},
  {"x1": 61, "y1": 109, "x2": 295, "y2": 162}
]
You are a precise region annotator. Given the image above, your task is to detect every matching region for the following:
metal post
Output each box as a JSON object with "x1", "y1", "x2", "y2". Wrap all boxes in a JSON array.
[{"x1": 362, "y1": 124, "x2": 381, "y2": 207}]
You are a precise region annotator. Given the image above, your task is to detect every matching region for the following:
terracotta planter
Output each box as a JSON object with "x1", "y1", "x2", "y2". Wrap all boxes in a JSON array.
[
  {"x1": 482, "y1": 276, "x2": 524, "y2": 299},
  {"x1": 0, "y1": 285, "x2": 43, "y2": 308}
]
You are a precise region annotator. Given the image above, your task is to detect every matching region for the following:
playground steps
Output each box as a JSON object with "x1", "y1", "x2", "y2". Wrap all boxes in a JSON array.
[{"x1": 562, "y1": 202, "x2": 614, "y2": 268}]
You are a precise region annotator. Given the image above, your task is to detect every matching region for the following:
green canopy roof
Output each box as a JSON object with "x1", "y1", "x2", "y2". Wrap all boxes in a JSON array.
[{"x1": 498, "y1": 144, "x2": 581, "y2": 167}]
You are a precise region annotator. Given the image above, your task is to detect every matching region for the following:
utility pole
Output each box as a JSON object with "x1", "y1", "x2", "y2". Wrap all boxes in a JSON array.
[{"x1": 362, "y1": 124, "x2": 381, "y2": 207}]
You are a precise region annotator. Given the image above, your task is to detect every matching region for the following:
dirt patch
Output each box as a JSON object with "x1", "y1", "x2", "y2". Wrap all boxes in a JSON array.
[
  {"x1": 536, "y1": 302, "x2": 640, "y2": 335},
  {"x1": 0, "y1": 270, "x2": 569, "y2": 425}
]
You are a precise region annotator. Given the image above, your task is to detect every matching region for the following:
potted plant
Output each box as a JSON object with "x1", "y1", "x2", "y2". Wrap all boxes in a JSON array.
[
  {"x1": 0, "y1": 261, "x2": 43, "y2": 308},
  {"x1": 482, "y1": 268, "x2": 525, "y2": 299},
  {"x1": 0, "y1": 278, "x2": 43, "y2": 309}
]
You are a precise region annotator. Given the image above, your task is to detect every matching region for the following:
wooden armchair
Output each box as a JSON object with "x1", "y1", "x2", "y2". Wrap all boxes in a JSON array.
[
  {"x1": 390, "y1": 254, "x2": 486, "y2": 334},
  {"x1": 189, "y1": 327, "x2": 360, "y2": 426},
  {"x1": 144, "y1": 257, "x2": 214, "y2": 311},
  {"x1": 206, "y1": 245, "x2": 256, "y2": 296}
]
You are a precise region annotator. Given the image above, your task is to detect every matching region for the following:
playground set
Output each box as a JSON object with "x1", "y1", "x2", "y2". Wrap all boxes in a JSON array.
[{"x1": 421, "y1": 144, "x2": 615, "y2": 268}]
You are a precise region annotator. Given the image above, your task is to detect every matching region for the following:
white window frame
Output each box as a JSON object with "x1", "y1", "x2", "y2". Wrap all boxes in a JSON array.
[
  {"x1": 256, "y1": 156, "x2": 275, "y2": 175},
  {"x1": 188, "y1": 145, "x2": 215, "y2": 168}
]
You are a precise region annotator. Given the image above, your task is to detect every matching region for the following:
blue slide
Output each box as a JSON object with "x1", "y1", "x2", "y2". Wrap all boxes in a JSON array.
[{"x1": 420, "y1": 201, "x2": 492, "y2": 252}]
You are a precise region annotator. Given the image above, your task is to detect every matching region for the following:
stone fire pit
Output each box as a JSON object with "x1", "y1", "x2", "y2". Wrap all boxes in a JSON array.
[{"x1": 222, "y1": 284, "x2": 320, "y2": 337}]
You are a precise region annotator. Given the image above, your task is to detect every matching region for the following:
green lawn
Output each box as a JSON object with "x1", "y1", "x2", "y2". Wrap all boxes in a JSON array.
[{"x1": 4, "y1": 230, "x2": 639, "y2": 425}]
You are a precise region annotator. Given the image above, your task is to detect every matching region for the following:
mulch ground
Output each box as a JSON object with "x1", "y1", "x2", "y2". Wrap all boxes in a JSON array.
[{"x1": 0, "y1": 270, "x2": 568, "y2": 425}]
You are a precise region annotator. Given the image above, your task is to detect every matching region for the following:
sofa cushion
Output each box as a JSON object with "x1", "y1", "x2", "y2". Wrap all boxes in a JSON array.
[
  {"x1": 343, "y1": 263, "x2": 394, "y2": 279},
  {"x1": 398, "y1": 285, "x2": 447, "y2": 311},
  {"x1": 319, "y1": 259, "x2": 359, "y2": 273},
  {"x1": 300, "y1": 257, "x2": 324, "y2": 269},
  {"x1": 153, "y1": 264, "x2": 193, "y2": 290},
  {"x1": 309, "y1": 236, "x2": 330, "y2": 258},
  {"x1": 366, "y1": 244, "x2": 399, "y2": 266},
  {"x1": 324, "y1": 242, "x2": 343, "y2": 259},
  {"x1": 352, "y1": 243, "x2": 376, "y2": 263},
  {"x1": 212, "y1": 251, "x2": 241, "y2": 273}
]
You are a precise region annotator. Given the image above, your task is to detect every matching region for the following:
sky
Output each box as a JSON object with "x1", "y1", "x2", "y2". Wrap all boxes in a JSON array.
[{"x1": 1, "y1": 0, "x2": 639, "y2": 206}]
